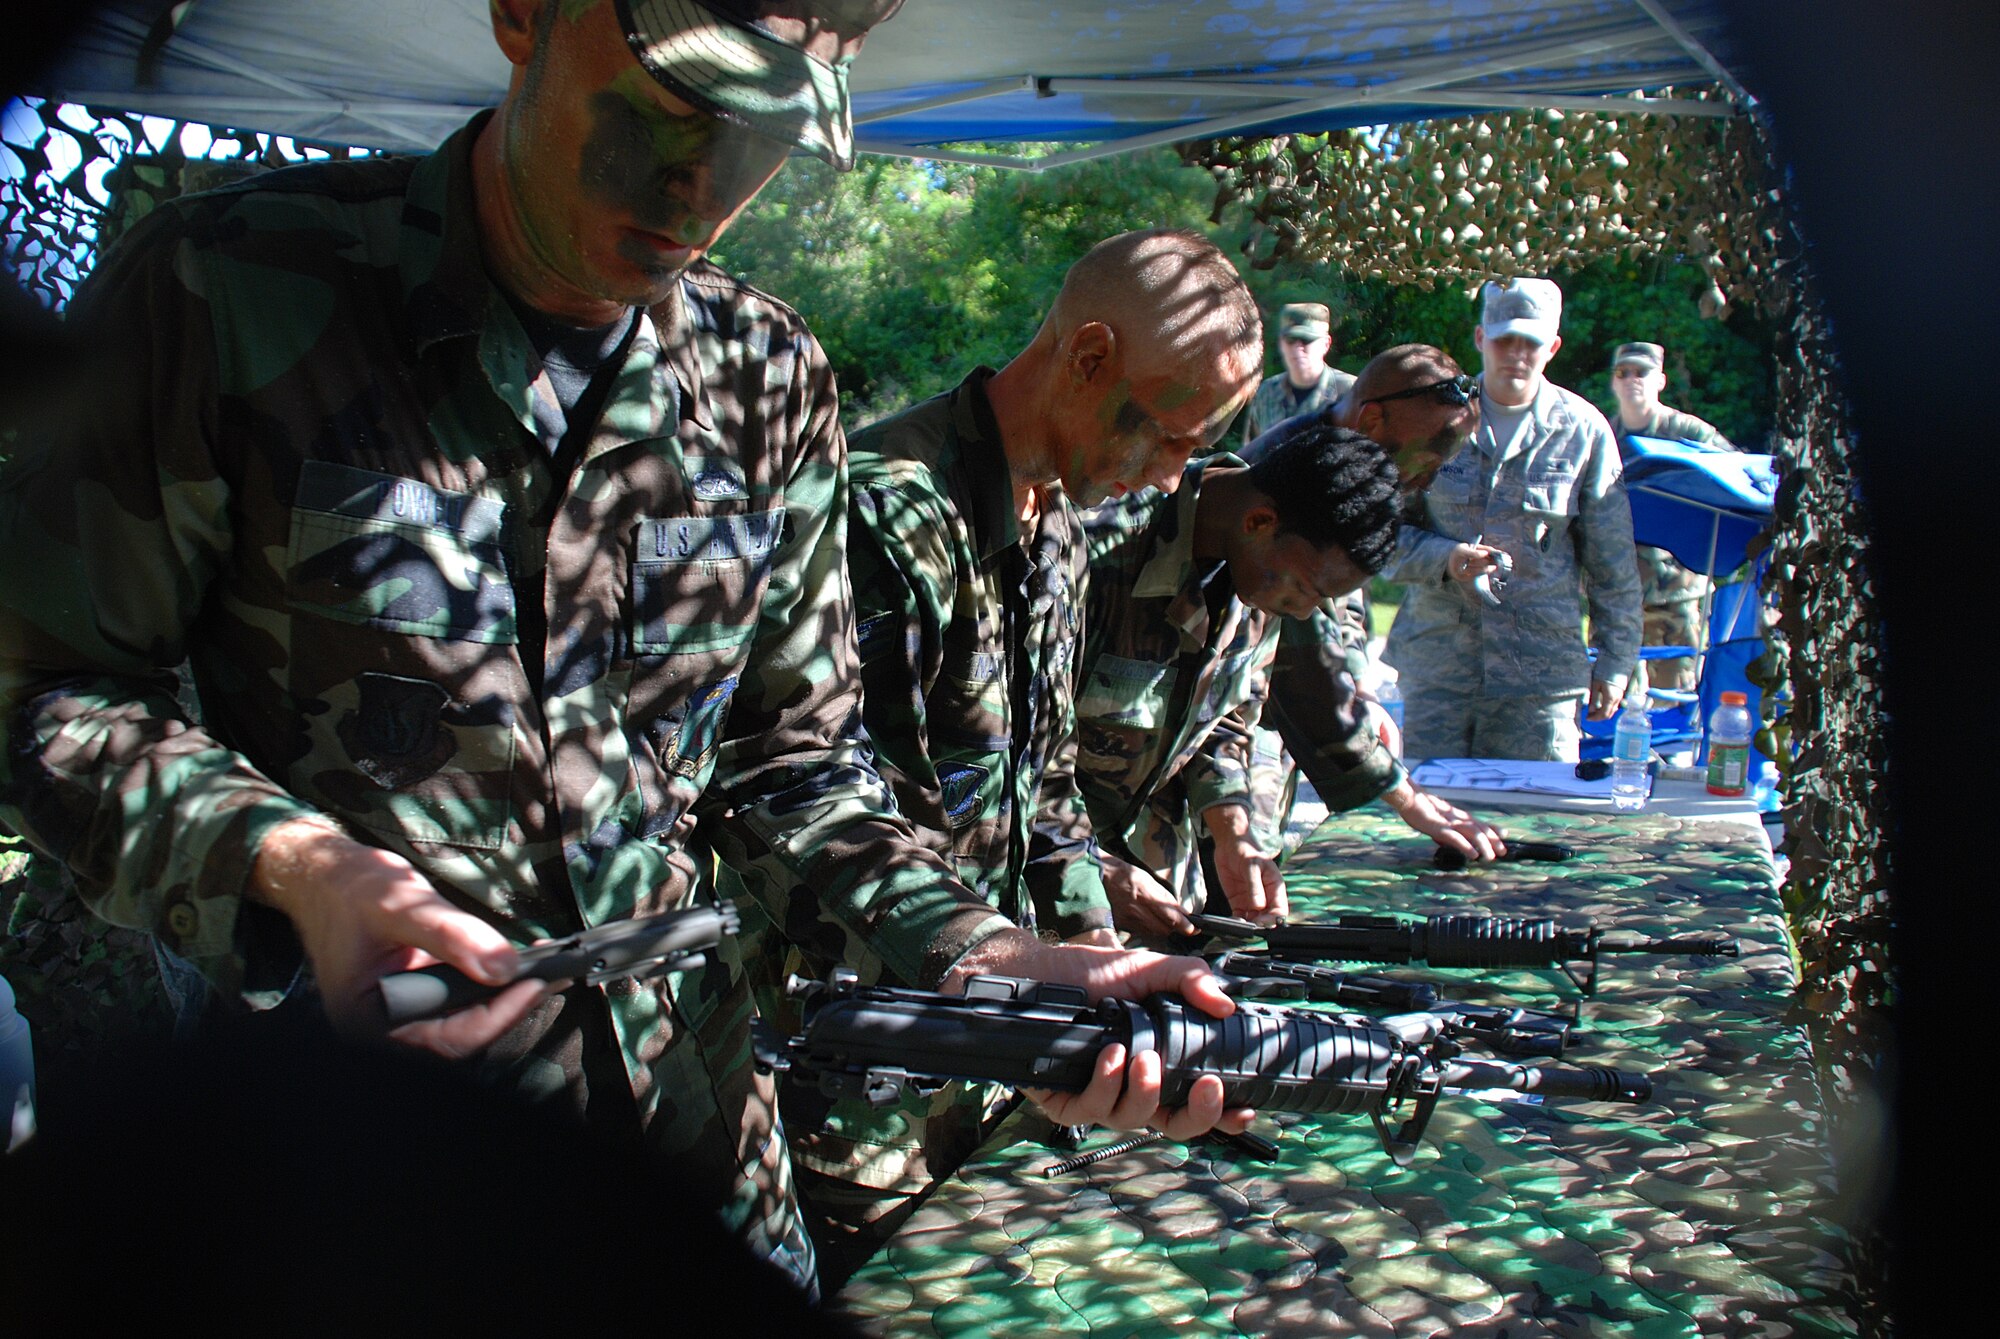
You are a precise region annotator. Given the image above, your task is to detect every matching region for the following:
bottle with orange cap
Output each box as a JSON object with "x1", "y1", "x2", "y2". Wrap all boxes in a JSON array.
[{"x1": 1705, "y1": 691, "x2": 1754, "y2": 797}]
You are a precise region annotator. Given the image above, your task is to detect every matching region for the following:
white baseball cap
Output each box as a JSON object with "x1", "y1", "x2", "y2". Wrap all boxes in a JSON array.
[{"x1": 1480, "y1": 278, "x2": 1563, "y2": 345}]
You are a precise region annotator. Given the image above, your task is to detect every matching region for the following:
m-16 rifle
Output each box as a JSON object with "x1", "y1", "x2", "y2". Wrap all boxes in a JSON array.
[
  {"x1": 377, "y1": 902, "x2": 741, "y2": 1025},
  {"x1": 1185, "y1": 912, "x2": 1739, "y2": 997},
  {"x1": 1207, "y1": 951, "x2": 1573, "y2": 1059},
  {"x1": 757, "y1": 970, "x2": 1652, "y2": 1164}
]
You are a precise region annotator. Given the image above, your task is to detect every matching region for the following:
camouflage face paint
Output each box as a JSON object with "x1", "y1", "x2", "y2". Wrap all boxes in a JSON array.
[{"x1": 581, "y1": 72, "x2": 791, "y2": 274}]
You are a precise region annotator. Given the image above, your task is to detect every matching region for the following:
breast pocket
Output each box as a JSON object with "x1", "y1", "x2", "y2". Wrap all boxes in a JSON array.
[
  {"x1": 1078, "y1": 655, "x2": 1178, "y2": 730},
  {"x1": 287, "y1": 462, "x2": 515, "y2": 643},
  {"x1": 630, "y1": 509, "x2": 787, "y2": 659},
  {"x1": 284, "y1": 463, "x2": 519, "y2": 850},
  {"x1": 1422, "y1": 471, "x2": 1478, "y2": 533},
  {"x1": 628, "y1": 510, "x2": 786, "y2": 831},
  {"x1": 1521, "y1": 479, "x2": 1577, "y2": 554}
]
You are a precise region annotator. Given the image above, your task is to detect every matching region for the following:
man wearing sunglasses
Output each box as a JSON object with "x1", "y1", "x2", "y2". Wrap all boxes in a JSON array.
[
  {"x1": 1236, "y1": 344, "x2": 1502, "y2": 862},
  {"x1": 1381, "y1": 279, "x2": 1643, "y2": 762}
]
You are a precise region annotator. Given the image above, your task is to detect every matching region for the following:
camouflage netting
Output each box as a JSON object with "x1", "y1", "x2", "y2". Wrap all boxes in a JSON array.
[
  {"x1": 2, "y1": 98, "x2": 369, "y2": 310},
  {"x1": 1184, "y1": 93, "x2": 1891, "y2": 1331}
]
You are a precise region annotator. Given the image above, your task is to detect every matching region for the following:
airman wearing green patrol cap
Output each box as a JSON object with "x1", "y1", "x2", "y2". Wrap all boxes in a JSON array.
[
  {"x1": 1279, "y1": 302, "x2": 1331, "y2": 341},
  {"x1": 1607, "y1": 339, "x2": 1737, "y2": 696},
  {"x1": 1239, "y1": 301, "x2": 1353, "y2": 443}
]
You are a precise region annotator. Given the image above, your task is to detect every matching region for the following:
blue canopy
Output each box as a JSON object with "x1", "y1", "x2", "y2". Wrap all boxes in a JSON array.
[
  {"x1": 1620, "y1": 434, "x2": 1777, "y2": 577},
  {"x1": 25, "y1": 1, "x2": 1741, "y2": 166}
]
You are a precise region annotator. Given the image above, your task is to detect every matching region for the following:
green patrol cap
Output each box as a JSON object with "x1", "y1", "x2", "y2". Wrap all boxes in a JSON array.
[
  {"x1": 1611, "y1": 342, "x2": 1665, "y2": 373},
  {"x1": 616, "y1": 0, "x2": 885, "y2": 170},
  {"x1": 1279, "y1": 303, "x2": 1331, "y2": 340}
]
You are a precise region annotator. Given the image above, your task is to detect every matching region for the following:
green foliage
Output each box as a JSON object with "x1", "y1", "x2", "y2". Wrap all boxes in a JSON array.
[
  {"x1": 714, "y1": 148, "x2": 1223, "y2": 421},
  {"x1": 713, "y1": 147, "x2": 1776, "y2": 440}
]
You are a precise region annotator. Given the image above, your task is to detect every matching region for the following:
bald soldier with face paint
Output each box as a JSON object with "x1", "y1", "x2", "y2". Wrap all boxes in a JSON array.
[
  {"x1": 0, "y1": 0, "x2": 1256, "y2": 1296},
  {"x1": 742, "y1": 229, "x2": 1260, "y2": 1284}
]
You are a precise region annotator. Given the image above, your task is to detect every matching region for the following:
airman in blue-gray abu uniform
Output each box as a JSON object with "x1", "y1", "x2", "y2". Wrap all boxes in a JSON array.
[{"x1": 1383, "y1": 279, "x2": 1644, "y2": 762}]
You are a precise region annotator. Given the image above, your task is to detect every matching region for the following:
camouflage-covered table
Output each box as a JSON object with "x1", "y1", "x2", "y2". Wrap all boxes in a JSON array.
[{"x1": 834, "y1": 804, "x2": 1853, "y2": 1337}]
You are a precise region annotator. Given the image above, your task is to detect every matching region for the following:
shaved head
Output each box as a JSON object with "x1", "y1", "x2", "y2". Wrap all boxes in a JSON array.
[
  {"x1": 1044, "y1": 228, "x2": 1263, "y2": 388},
  {"x1": 1349, "y1": 343, "x2": 1463, "y2": 403}
]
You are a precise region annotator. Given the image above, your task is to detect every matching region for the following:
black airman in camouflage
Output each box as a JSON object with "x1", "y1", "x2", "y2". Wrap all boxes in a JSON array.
[
  {"x1": 1236, "y1": 345, "x2": 1505, "y2": 863},
  {"x1": 1076, "y1": 428, "x2": 1402, "y2": 938}
]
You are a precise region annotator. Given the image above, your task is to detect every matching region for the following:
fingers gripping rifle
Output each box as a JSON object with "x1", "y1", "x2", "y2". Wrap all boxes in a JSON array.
[
  {"x1": 1188, "y1": 912, "x2": 1739, "y2": 997},
  {"x1": 377, "y1": 903, "x2": 741, "y2": 1025},
  {"x1": 755, "y1": 970, "x2": 1652, "y2": 1165}
]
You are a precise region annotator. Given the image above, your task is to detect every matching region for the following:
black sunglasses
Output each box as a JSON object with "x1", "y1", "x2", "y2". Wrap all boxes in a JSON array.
[{"x1": 1362, "y1": 374, "x2": 1477, "y2": 408}]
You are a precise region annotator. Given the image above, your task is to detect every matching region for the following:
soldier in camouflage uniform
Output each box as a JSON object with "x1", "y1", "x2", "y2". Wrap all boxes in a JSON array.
[
  {"x1": 745, "y1": 230, "x2": 1262, "y2": 1284},
  {"x1": 1075, "y1": 426, "x2": 1402, "y2": 937},
  {"x1": 1608, "y1": 342, "x2": 1738, "y2": 695},
  {"x1": 1235, "y1": 303, "x2": 1355, "y2": 445},
  {"x1": 1385, "y1": 281, "x2": 1644, "y2": 762},
  {"x1": 0, "y1": 0, "x2": 1254, "y2": 1294},
  {"x1": 1238, "y1": 347, "x2": 1505, "y2": 863}
]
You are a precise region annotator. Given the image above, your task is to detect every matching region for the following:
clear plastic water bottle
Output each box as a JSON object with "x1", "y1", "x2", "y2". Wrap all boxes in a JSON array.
[
  {"x1": 1706, "y1": 690, "x2": 1755, "y2": 797},
  {"x1": 1377, "y1": 677, "x2": 1404, "y2": 735},
  {"x1": 1610, "y1": 693, "x2": 1652, "y2": 812}
]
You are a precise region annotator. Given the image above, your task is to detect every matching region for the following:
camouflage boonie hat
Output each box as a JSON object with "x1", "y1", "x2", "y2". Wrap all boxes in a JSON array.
[
  {"x1": 1279, "y1": 303, "x2": 1331, "y2": 341},
  {"x1": 617, "y1": 0, "x2": 869, "y2": 169},
  {"x1": 1611, "y1": 341, "x2": 1665, "y2": 373}
]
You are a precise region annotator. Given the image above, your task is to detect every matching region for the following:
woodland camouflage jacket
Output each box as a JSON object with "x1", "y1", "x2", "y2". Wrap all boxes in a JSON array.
[
  {"x1": 842, "y1": 371, "x2": 1109, "y2": 937},
  {"x1": 0, "y1": 120, "x2": 1007, "y2": 1271},
  {"x1": 1237, "y1": 363, "x2": 1355, "y2": 446},
  {"x1": 1075, "y1": 457, "x2": 1277, "y2": 865},
  {"x1": 742, "y1": 370, "x2": 1109, "y2": 1196}
]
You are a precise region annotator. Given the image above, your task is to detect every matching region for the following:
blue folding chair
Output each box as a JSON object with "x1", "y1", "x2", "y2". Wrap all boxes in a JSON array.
[{"x1": 1578, "y1": 437, "x2": 1779, "y2": 768}]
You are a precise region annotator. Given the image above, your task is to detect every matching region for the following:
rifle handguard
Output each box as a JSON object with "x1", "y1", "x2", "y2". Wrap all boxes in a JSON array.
[{"x1": 762, "y1": 971, "x2": 1651, "y2": 1162}]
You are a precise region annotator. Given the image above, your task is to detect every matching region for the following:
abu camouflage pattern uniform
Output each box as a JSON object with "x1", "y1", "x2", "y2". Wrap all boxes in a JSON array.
[
  {"x1": 1616, "y1": 406, "x2": 1735, "y2": 695},
  {"x1": 1075, "y1": 457, "x2": 1279, "y2": 913},
  {"x1": 0, "y1": 120, "x2": 1011, "y2": 1287},
  {"x1": 1236, "y1": 364, "x2": 1354, "y2": 447},
  {"x1": 738, "y1": 369, "x2": 1108, "y2": 1232},
  {"x1": 1384, "y1": 379, "x2": 1642, "y2": 762}
]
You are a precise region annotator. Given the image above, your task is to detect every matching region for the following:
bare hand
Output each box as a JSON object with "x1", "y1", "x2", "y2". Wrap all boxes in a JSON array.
[
  {"x1": 1100, "y1": 854, "x2": 1194, "y2": 938},
  {"x1": 250, "y1": 818, "x2": 545, "y2": 1056},
  {"x1": 1587, "y1": 678, "x2": 1624, "y2": 720},
  {"x1": 1383, "y1": 781, "x2": 1504, "y2": 861},
  {"x1": 940, "y1": 931, "x2": 1256, "y2": 1138},
  {"x1": 1447, "y1": 542, "x2": 1507, "y2": 584},
  {"x1": 1202, "y1": 804, "x2": 1287, "y2": 924}
]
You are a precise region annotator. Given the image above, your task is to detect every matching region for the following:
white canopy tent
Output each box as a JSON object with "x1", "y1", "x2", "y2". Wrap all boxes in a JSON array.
[{"x1": 24, "y1": 0, "x2": 1745, "y2": 167}]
